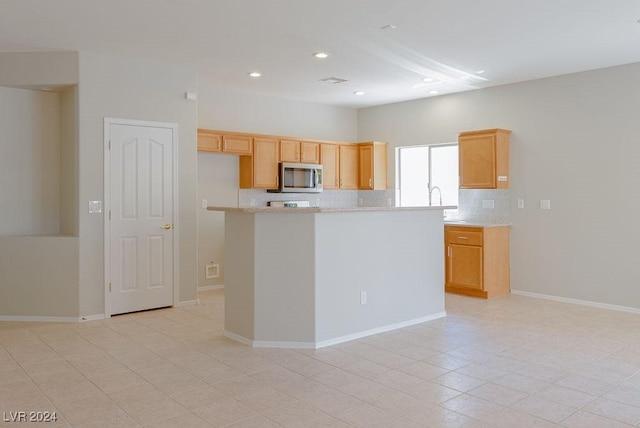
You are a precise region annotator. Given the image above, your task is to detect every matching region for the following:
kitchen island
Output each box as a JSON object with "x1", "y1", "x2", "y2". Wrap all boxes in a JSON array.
[{"x1": 208, "y1": 205, "x2": 454, "y2": 349}]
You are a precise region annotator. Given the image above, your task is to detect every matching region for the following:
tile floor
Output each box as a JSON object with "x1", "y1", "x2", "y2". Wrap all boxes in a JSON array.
[{"x1": 1, "y1": 290, "x2": 640, "y2": 427}]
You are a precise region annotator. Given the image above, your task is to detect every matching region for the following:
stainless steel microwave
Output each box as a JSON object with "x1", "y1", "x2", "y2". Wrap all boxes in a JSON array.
[{"x1": 268, "y1": 162, "x2": 323, "y2": 193}]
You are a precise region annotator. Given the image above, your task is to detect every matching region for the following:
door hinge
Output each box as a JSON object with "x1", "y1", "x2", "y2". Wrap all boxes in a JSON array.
[
  {"x1": 108, "y1": 140, "x2": 111, "y2": 150},
  {"x1": 109, "y1": 210, "x2": 111, "y2": 220},
  {"x1": 108, "y1": 282, "x2": 112, "y2": 292}
]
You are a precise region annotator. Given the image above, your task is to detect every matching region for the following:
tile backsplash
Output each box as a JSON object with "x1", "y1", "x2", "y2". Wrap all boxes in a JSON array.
[
  {"x1": 453, "y1": 189, "x2": 511, "y2": 224},
  {"x1": 238, "y1": 188, "x2": 510, "y2": 224},
  {"x1": 238, "y1": 189, "x2": 396, "y2": 208}
]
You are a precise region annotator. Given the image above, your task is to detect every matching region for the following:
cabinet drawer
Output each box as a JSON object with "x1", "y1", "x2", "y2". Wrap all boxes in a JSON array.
[{"x1": 446, "y1": 228, "x2": 483, "y2": 246}]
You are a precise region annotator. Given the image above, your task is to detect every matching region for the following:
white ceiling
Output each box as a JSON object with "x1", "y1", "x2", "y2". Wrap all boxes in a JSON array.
[{"x1": 1, "y1": 0, "x2": 639, "y2": 108}]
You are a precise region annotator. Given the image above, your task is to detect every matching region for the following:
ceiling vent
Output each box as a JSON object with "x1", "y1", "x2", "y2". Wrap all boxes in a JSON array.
[{"x1": 318, "y1": 76, "x2": 348, "y2": 84}]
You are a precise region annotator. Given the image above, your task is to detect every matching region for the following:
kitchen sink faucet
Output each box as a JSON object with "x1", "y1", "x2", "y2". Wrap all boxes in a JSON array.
[{"x1": 428, "y1": 184, "x2": 442, "y2": 206}]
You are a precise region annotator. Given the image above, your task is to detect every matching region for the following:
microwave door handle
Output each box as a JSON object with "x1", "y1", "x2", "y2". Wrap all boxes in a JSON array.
[{"x1": 313, "y1": 169, "x2": 317, "y2": 187}]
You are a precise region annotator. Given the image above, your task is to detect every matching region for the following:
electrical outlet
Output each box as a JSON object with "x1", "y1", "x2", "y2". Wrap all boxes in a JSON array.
[
  {"x1": 540, "y1": 199, "x2": 551, "y2": 210},
  {"x1": 205, "y1": 263, "x2": 220, "y2": 279},
  {"x1": 387, "y1": 197, "x2": 393, "y2": 206},
  {"x1": 517, "y1": 199, "x2": 525, "y2": 209},
  {"x1": 360, "y1": 291, "x2": 367, "y2": 305},
  {"x1": 482, "y1": 199, "x2": 495, "y2": 209},
  {"x1": 250, "y1": 199, "x2": 256, "y2": 207}
]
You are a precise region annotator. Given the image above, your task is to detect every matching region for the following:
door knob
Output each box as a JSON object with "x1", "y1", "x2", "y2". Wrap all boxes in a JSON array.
[{"x1": 160, "y1": 224, "x2": 172, "y2": 230}]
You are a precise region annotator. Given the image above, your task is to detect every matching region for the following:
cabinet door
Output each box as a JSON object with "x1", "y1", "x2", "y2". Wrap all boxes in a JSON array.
[
  {"x1": 253, "y1": 138, "x2": 279, "y2": 189},
  {"x1": 358, "y1": 145, "x2": 374, "y2": 189},
  {"x1": 197, "y1": 129, "x2": 222, "y2": 152},
  {"x1": 339, "y1": 145, "x2": 358, "y2": 189},
  {"x1": 300, "y1": 142, "x2": 320, "y2": 164},
  {"x1": 320, "y1": 144, "x2": 339, "y2": 189},
  {"x1": 459, "y1": 133, "x2": 496, "y2": 189},
  {"x1": 223, "y1": 135, "x2": 253, "y2": 155},
  {"x1": 280, "y1": 140, "x2": 300, "y2": 162},
  {"x1": 446, "y1": 244, "x2": 483, "y2": 290}
]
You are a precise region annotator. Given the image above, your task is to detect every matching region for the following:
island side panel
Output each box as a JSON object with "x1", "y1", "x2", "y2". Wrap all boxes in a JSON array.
[
  {"x1": 314, "y1": 209, "x2": 445, "y2": 344},
  {"x1": 253, "y1": 213, "x2": 316, "y2": 344},
  {"x1": 224, "y1": 212, "x2": 256, "y2": 341}
]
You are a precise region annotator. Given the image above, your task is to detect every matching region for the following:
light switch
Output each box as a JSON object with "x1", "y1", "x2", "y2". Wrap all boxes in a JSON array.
[
  {"x1": 201, "y1": 199, "x2": 208, "y2": 209},
  {"x1": 540, "y1": 199, "x2": 551, "y2": 210},
  {"x1": 517, "y1": 199, "x2": 525, "y2": 209},
  {"x1": 88, "y1": 201, "x2": 102, "y2": 214}
]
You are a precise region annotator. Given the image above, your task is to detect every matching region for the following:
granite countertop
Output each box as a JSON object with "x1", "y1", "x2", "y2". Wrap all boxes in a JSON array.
[
  {"x1": 444, "y1": 220, "x2": 512, "y2": 228},
  {"x1": 208, "y1": 205, "x2": 457, "y2": 214}
]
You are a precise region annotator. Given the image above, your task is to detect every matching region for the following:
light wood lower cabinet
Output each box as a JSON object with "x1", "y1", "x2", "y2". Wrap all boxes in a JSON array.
[{"x1": 445, "y1": 225, "x2": 510, "y2": 298}]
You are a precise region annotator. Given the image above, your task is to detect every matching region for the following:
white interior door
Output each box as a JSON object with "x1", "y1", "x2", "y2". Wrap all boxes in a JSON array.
[{"x1": 108, "y1": 122, "x2": 175, "y2": 315}]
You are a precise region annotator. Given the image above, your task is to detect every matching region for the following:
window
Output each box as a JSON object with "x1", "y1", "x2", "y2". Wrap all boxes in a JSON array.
[{"x1": 397, "y1": 144, "x2": 458, "y2": 209}]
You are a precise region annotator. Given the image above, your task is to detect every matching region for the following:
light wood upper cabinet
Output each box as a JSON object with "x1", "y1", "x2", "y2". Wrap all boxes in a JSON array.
[
  {"x1": 239, "y1": 137, "x2": 279, "y2": 189},
  {"x1": 252, "y1": 137, "x2": 279, "y2": 189},
  {"x1": 223, "y1": 134, "x2": 253, "y2": 155},
  {"x1": 339, "y1": 145, "x2": 358, "y2": 189},
  {"x1": 458, "y1": 128, "x2": 510, "y2": 189},
  {"x1": 280, "y1": 139, "x2": 300, "y2": 162},
  {"x1": 445, "y1": 225, "x2": 510, "y2": 299},
  {"x1": 301, "y1": 142, "x2": 320, "y2": 164},
  {"x1": 197, "y1": 129, "x2": 222, "y2": 152},
  {"x1": 358, "y1": 142, "x2": 387, "y2": 190},
  {"x1": 197, "y1": 129, "x2": 253, "y2": 155},
  {"x1": 280, "y1": 140, "x2": 320, "y2": 163},
  {"x1": 320, "y1": 144, "x2": 339, "y2": 189}
]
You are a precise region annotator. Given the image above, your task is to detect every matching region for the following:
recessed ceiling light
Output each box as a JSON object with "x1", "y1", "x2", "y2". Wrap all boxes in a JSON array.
[
  {"x1": 380, "y1": 24, "x2": 396, "y2": 30},
  {"x1": 248, "y1": 72, "x2": 261, "y2": 78},
  {"x1": 429, "y1": 90, "x2": 440, "y2": 95},
  {"x1": 353, "y1": 91, "x2": 365, "y2": 96},
  {"x1": 476, "y1": 70, "x2": 485, "y2": 74},
  {"x1": 313, "y1": 52, "x2": 330, "y2": 59},
  {"x1": 422, "y1": 77, "x2": 435, "y2": 83}
]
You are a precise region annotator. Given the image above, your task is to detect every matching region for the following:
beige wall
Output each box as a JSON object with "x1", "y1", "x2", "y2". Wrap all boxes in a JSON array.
[
  {"x1": 78, "y1": 52, "x2": 199, "y2": 316},
  {"x1": 196, "y1": 86, "x2": 358, "y2": 288},
  {"x1": 0, "y1": 236, "x2": 79, "y2": 318},
  {"x1": 0, "y1": 51, "x2": 199, "y2": 319},
  {"x1": 0, "y1": 52, "x2": 80, "y2": 318},
  {"x1": 358, "y1": 62, "x2": 640, "y2": 310},
  {"x1": 0, "y1": 87, "x2": 61, "y2": 235}
]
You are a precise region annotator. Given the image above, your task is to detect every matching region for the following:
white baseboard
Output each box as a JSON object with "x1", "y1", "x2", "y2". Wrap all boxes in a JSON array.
[
  {"x1": 223, "y1": 311, "x2": 447, "y2": 349},
  {"x1": 176, "y1": 299, "x2": 199, "y2": 307},
  {"x1": 315, "y1": 312, "x2": 447, "y2": 349},
  {"x1": 198, "y1": 284, "x2": 224, "y2": 292},
  {"x1": 0, "y1": 315, "x2": 82, "y2": 323},
  {"x1": 80, "y1": 314, "x2": 106, "y2": 322},
  {"x1": 223, "y1": 330, "x2": 255, "y2": 347},
  {"x1": 511, "y1": 289, "x2": 640, "y2": 315}
]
